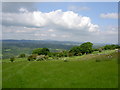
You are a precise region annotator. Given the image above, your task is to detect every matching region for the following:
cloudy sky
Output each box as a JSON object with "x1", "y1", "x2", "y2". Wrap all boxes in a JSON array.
[{"x1": 2, "y1": 2, "x2": 118, "y2": 44}]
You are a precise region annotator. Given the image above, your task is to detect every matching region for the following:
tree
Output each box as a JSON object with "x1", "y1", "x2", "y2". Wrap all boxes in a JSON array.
[
  {"x1": 69, "y1": 46, "x2": 81, "y2": 56},
  {"x1": 32, "y1": 48, "x2": 43, "y2": 55},
  {"x1": 10, "y1": 57, "x2": 15, "y2": 62},
  {"x1": 80, "y1": 42, "x2": 93, "y2": 54},
  {"x1": 41, "y1": 48, "x2": 50, "y2": 55},
  {"x1": 32, "y1": 48, "x2": 50, "y2": 55},
  {"x1": 103, "y1": 44, "x2": 120, "y2": 50},
  {"x1": 62, "y1": 50, "x2": 68, "y2": 57}
]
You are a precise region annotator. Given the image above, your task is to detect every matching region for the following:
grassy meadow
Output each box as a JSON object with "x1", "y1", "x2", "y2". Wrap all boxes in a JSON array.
[{"x1": 2, "y1": 50, "x2": 118, "y2": 88}]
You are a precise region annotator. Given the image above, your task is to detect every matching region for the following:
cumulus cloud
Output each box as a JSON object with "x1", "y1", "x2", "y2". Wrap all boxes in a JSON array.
[
  {"x1": 100, "y1": 13, "x2": 118, "y2": 19},
  {"x1": 19, "y1": 8, "x2": 28, "y2": 13},
  {"x1": 2, "y1": 8, "x2": 99, "y2": 33}
]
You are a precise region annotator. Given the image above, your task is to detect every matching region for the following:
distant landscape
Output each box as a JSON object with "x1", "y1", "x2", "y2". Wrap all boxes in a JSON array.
[{"x1": 2, "y1": 39, "x2": 107, "y2": 59}]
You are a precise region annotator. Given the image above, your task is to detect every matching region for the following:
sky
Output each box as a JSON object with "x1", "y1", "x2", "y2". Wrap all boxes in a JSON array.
[{"x1": 2, "y1": 2, "x2": 118, "y2": 44}]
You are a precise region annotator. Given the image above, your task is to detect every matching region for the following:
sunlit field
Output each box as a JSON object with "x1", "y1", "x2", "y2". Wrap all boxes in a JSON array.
[{"x1": 2, "y1": 50, "x2": 118, "y2": 88}]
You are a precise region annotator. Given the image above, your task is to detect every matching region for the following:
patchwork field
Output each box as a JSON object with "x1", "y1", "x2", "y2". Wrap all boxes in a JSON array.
[{"x1": 2, "y1": 50, "x2": 118, "y2": 88}]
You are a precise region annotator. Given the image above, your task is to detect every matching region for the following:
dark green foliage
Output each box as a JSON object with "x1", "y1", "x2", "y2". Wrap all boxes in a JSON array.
[
  {"x1": 62, "y1": 50, "x2": 68, "y2": 57},
  {"x1": 42, "y1": 48, "x2": 50, "y2": 55},
  {"x1": 69, "y1": 42, "x2": 93, "y2": 56},
  {"x1": 93, "y1": 48, "x2": 98, "y2": 51},
  {"x1": 10, "y1": 57, "x2": 15, "y2": 62},
  {"x1": 77, "y1": 53, "x2": 82, "y2": 56},
  {"x1": 18, "y1": 53, "x2": 26, "y2": 58},
  {"x1": 80, "y1": 42, "x2": 93, "y2": 54},
  {"x1": 68, "y1": 52, "x2": 74, "y2": 57},
  {"x1": 32, "y1": 48, "x2": 50, "y2": 55},
  {"x1": 48, "y1": 51, "x2": 67, "y2": 57},
  {"x1": 69, "y1": 46, "x2": 81, "y2": 56},
  {"x1": 103, "y1": 44, "x2": 120, "y2": 50},
  {"x1": 32, "y1": 48, "x2": 42, "y2": 55},
  {"x1": 28, "y1": 55, "x2": 33, "y2": 61}
]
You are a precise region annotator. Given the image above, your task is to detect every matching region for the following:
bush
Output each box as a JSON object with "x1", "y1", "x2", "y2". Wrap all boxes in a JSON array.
[
  {"x1": 98, "y1": 48, "x2": 102, "y2": 52},
  {"x1": 36, "y1": 55, "x2": 45, "y2": 61},
  {"x1": 28, "y1": 54, "x2": 37, "y2": 61},
  {"x1": 68, "y1": 52, "x2": 74, "y2": 57},
  {"x1": 28, "y1": 55, "x2": 33, "y2": 61},
  {"x1": 10, "y1": 57, "x2": 15, "y2": 62},
  {"x1": 77, "y1": 53, "x2": 82, "y2": 56},
  {"x1": 18, "y1": 53, "x2": 26, "y2": 58}
]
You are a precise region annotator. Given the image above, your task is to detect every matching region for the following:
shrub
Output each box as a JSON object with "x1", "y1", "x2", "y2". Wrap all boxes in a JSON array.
[
  {"x1": 10, "y1": 57, "x2": 15, "y2": 62},
  {"x1": 19, "y1": 53, "x2": 26, "y2": 58},
  {"x1": 28, "y1": 55, "x2": 33, "y2": 61},
  {"x1": 27, "y1": 54, "x2": 37, "y2": 61},
  {"x1": 77, "y1": 53, "x2": 82, "y2": 56},
  {"x1": 32, "y1": 48, "x2": 50, "y2": 55},
  {"x1": 36, "y1": 55, "x2": 45, "y2": 61},
  {"x1": 98, "y1": 48, "x2": 102, "y2": 52},
  {"x1": 68, "y1": 52, "x2": 74, "y2": 57}
]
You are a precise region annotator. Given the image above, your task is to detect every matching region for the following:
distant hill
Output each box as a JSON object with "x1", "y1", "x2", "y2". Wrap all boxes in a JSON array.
[{"x1": 2, "y1": 39, "x2": 107, "y2": 59}]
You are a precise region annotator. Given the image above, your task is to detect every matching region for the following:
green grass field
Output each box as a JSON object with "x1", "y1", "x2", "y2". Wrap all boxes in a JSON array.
[{"x1": 2, "y1": 50, "x2": 118, "y2": 88}]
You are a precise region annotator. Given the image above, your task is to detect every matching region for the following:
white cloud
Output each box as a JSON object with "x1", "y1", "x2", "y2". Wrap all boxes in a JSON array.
[
  {"x1": 48, "y1": 29, "x2": 55, "y2": 32},
  {"x1": 2, "y1": 9, "x2": 99, "y2": 33},
  {"x1": 3, "y1": 8, "x2": 118, "y2": 43},
  {"x1": 100, "y1": 13, "x2": 118, "y2": 19},
  {"x1": 19, "y1": 8, "x2": 28, "y2": 13},
  {"x1": 34, "y1": 33, "x2": 47, "y2": 37},
  {"x1": 61, "y1": 35, "x2": 70, "y2": 38},
  {"x1": 50, "y1": 34, "x2": 56, "y2": 37}
]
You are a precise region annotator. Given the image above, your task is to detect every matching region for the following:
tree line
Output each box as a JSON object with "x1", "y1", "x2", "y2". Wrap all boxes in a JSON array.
[{"x1": 9, "y1": 42, "x2": 120, "y2": 62}]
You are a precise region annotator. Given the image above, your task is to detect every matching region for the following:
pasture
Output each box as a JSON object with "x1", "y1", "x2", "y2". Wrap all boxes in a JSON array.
[{"x1": 2, "y1": 50, "x2": 118, "y2": 88}]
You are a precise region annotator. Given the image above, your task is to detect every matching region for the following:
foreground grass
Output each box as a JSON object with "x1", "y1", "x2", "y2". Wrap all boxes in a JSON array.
[{"x1": 2, "y1": 51, "x2": 118, "y2": 88}]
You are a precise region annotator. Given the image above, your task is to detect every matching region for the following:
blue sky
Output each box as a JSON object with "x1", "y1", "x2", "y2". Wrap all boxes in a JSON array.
[
  {"x1": 2, "y1": 2, "x2": 118, "y2": 44},
  {"x1": 35, "y1": 2, "x2": 118, "y2": 26}
]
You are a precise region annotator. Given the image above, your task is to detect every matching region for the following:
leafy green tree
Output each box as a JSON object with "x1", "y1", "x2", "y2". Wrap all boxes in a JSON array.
[
  {"x1": 103, "y1": 44, "x2": 120, "y2": 50},
  {"x1": 69, "y1": 46, "x2": 81, "y2": 56},
  {"x1": 32, "y1": 48, "x2": 43, "y2": 55},
  {"x1": 80, "y1": 42, "x2": 93, "y2": 54},
  {"x1": 32, "y1": 48, "x2": 50, "y2": 55},
  {"x1": 41, "y1": 48, "x2": 50, "y2": 55}
]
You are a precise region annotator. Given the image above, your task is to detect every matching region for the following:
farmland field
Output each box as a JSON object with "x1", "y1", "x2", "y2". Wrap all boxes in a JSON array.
[{"x1": 2, "y1": 50, "x2": 118, "y2": 88}]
